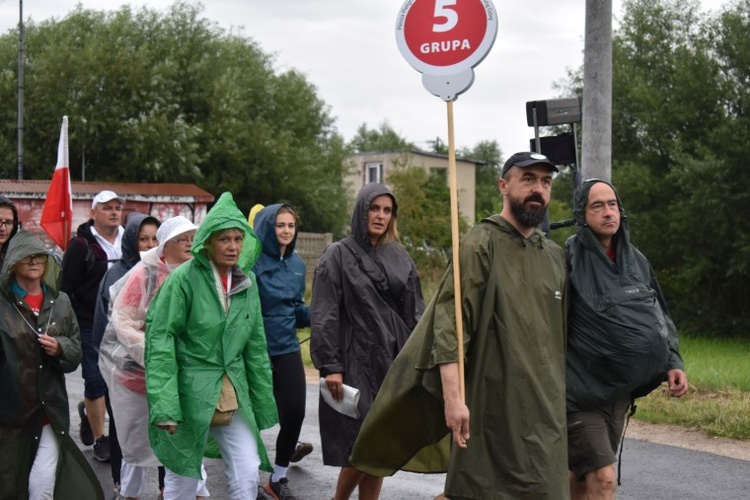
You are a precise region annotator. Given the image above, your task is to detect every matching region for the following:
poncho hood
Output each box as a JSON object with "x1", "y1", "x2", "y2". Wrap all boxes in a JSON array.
[
  {"x1": 254, "y1": 204, "x2": 298, "y2": 260},
  {"x1": 351, "y1": 183, "x2": 397, "y2": 249},
  {"x1": 573, "y1": 178, "x2": 631, "y2": 249},
  {"x1": 572, "y1": 178, "x2": 642, "y2": 279},
  {"x1": 1, "y1": 229, "x2": 61, "y2": 295},
  {"x1": 121, "y1": 213, "x2": 160, "y2": 270},
  {"x1": 191, "y1": 192, "x2": 261, "y2": 273},
  {"x1": 566, "y1": 179, "x2": 682, "y2": 411}
]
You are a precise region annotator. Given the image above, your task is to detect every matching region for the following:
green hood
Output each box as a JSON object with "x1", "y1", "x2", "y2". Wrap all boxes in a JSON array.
[
  {"x1": 1, "y1": 229, "x2": 61, "y2": 295},
  {"x1": 191, "y1": 192, "x2": 261, "y2": 273}
]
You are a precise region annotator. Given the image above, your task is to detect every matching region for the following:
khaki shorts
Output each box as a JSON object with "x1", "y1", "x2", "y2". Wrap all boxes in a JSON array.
[{"x1": 567, "y1": 397, "x2": 632, "y2": 481}]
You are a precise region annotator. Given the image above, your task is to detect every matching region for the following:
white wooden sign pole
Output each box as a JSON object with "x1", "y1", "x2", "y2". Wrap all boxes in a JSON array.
[{"x1": 396, "y1": 0, "x2": 498, "y2": 402}]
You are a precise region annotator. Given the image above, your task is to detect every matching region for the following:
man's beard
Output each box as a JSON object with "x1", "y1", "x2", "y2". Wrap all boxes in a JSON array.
[{"x1": 509, "y1": 193, "x2": 547, "y2": 229}]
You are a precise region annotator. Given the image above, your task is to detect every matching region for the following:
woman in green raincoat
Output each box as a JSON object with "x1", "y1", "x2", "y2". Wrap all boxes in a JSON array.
[
  {"x1": 145, "y1": 193, "x2": 278, "y2": 500},
  {"x1": 0, "y1": 230, "x2": 103, "y2": 500}
]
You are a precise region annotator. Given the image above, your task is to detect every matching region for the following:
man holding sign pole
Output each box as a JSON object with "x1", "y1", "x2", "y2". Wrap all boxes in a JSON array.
[
  {"x1": 354, "y1": 3, "x2": 567, "y2": 497},
  {"x1": 352, "y1": 152, "x2": 569, "y2": 499}
]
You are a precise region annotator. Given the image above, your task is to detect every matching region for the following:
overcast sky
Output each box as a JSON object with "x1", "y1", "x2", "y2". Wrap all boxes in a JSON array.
[{"x1": 0, "y1": 0, "x2": 729, "y2": 159}]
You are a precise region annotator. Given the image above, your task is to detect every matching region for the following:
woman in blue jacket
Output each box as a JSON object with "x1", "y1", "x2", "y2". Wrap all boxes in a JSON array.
[{"x1": 253, "y1": 204, "x2": 312, "y2": 500}]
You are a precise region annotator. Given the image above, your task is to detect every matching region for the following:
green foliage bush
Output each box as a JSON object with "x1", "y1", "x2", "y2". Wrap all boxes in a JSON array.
[
  {"x1": 388, "y1": 164, "x2": 466, "y2": 275},
  {"x1": 0, "y1": 3, "x2": 349, "y2": 233}
]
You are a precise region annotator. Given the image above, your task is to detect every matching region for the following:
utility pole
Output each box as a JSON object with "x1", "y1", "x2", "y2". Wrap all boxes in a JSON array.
[
  {"x1": 17, "y1": 0, "x2": 24, "y2": 180},
  {"x1": 581, "y1": 0, "x2": 612, "y2": 181}
]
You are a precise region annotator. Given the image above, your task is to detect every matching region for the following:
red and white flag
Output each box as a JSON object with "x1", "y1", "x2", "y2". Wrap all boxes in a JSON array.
[{"x1": 40, "y1": 116, "x2": 73, "y2": 251}]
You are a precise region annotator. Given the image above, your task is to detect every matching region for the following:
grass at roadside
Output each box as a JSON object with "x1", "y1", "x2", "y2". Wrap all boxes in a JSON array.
[
  {"x1": 674, "y1": 335, "x2": 750, "y2": 391},
  {"x1": 635, "y1": 386, "x2": 750, "y2": 440},
  {"x1": 632, "y1": 335, "x2": 750, "y2": 440}
]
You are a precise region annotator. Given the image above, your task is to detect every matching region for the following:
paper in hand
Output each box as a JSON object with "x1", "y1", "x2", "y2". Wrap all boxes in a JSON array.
[{"x1": 319, "y1": 378, "x2": 360, "y2": 419}]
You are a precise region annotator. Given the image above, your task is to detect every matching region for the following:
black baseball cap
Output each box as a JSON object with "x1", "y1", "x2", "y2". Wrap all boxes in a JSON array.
[{"x1": 501, "y1": 152, "x2": 559, "y2": 177}]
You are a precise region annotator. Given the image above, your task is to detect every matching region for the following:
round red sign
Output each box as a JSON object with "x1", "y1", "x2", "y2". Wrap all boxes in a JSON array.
[
  {"x1": 404, "y1": 0, "x2": 487, "y2": 67},
  {"x1": 396, "y1": 0, "x2": 497, "y2": 76}
]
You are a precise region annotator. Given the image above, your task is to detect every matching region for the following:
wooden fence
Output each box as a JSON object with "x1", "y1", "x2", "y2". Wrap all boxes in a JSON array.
[{"x1": 296, "y1": 232, "x2": 333, "y2": 281}]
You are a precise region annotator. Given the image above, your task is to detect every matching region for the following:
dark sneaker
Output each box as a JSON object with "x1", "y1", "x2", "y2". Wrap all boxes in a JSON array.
[
  {"x1": 93, "y1": 435, "x2": 111, "y2": 462},
  {"x1": 78, "y1": 400, "x2": 94, "y2": 446},
  {"x1": 263, "y1": 477, "x2": 298, "y2": 500},
  {"x1": 289, "y1": 442, "x2": 313, "y2": 463}
]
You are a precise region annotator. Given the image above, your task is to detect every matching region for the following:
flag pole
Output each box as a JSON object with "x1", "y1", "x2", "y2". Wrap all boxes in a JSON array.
[
  {"x1": 17, "y1": 0, "x2": 25, "y2": 180},
  {"x1": 40, "y1": 116, "x2": 73, "y2": 251},
  {"x1": 446, "y1": 100, "x2": 465, "y2": 402}
]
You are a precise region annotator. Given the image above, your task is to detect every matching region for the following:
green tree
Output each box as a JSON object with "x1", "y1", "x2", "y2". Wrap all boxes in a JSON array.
[
  {"x1": 558, "y1": 0, "x2": 750, "y2": 336},
  {"x1": 0, "y1": 3, "x2": 348, "y2": 233},
  {"x1": 459, "y1": 140, "x2": 502, "y2": 220},
  {"x1": 427, "y1": 137, "x2": 448, "y2": 155},
  {"x1": 388, "y1": 165, "x2": 468, "y2": 269},
  {"x1": 348, "y1": 121, "x2": 414, "y2": 153}
]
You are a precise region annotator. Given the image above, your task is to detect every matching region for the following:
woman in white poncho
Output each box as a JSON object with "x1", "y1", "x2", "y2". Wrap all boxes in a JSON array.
[{"x1": 99, "y1": 216, "x2": 205, "y2": 500}]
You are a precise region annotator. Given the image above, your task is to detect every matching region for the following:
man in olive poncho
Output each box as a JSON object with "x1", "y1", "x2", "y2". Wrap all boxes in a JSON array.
[{"x1": 351, "y1": 152, "x2": 569, "y2": 499}]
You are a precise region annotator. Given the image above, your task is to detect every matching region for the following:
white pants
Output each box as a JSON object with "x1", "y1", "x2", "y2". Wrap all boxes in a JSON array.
[
  {"x1": 121, "y1": 461, "x2": 209, "y2": 497},
  {"x1": 28, "y1": 425, "x2": 59, "y2": 500},
  {"x1": 164, "y1": 414, "x2": 260, "y2": 500}
]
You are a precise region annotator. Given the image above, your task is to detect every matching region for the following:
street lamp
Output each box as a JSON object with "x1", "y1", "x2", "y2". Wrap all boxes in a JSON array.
[
  {"x1": 525, "y1": 97, "x2": 581, "y2": 168},
  {"x1": 525, "y1": 97, "x2": 582, "y2": 231}
]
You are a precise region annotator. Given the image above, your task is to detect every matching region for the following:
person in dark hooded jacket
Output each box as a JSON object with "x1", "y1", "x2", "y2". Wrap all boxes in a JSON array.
[
  {"x1": 253, "y1": 204, "x2": 313, "y2": 500},
  {"x1": 62, "y1": 190, "x2": 125, "y2": 462},
  {"x1": 0, "y1": 229, "x2": 103, "y2": 500},
  {"x1": 0, "y1": 195, "x2": 20, "y2": 272},
  {"x1": 566, "y1": 179, "x2": 688, "y2": 500},
  {"x1": 93, "y1": 212, "x2": 160, "y2": 498},
  {"x1": 93, "y1": 213, "x2": 160, "y2": 348},
  {"x1": 311, "y1": 183, "x2": 424, "y2": 500}
]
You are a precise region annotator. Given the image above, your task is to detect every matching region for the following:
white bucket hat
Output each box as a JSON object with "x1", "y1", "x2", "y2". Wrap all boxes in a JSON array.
[{"x1": 156, "y1": 216, "x2": 197, "y2": 257}]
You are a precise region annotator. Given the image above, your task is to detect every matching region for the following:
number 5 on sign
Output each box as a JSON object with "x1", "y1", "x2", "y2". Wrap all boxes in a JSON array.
[
  {"x1": 396, "y1": 0, "x2": 498, "y2": 101},
  {"x1": 433, "y1": 0, "x2": 458, "y2": 33}
]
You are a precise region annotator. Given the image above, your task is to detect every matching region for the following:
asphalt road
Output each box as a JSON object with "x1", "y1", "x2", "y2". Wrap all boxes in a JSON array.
[{"x1": 65, "y1": 368, "x2": 750, "y2": 500}]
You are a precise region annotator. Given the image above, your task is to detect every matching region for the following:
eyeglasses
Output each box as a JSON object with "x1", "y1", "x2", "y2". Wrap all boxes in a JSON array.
[
  {"x1": 0, "y1": 220, "x2": 15, "y2": 228},
  {"x1": 173, "y1": 235, "x2": 194, "y2": 245},
  {"x1": 19, "y1": 254, "x2": 49, "y2": 265}
]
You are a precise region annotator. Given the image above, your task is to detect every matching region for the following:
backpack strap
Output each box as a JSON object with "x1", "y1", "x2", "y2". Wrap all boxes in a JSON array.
[{"x1": 617, "y1": 397, "x2": 638, "y2": 486}]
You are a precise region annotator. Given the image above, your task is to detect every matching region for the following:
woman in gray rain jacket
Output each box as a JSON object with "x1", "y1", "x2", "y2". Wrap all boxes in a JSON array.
[
  {"x1": 0, "y1": 230, "x2": 103, "y2": 500},
  {"x1": 311, "y1": 183, "x2": 424, "y2": 499}
]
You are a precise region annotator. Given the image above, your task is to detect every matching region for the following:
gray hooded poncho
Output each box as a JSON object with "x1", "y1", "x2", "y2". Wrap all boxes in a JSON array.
[
  {"x1": 565, "y1": 179, "x2": 684, "y2": 412},
  {"x1": 310, "y1": 183, "x2": 424, "y2": 466}
]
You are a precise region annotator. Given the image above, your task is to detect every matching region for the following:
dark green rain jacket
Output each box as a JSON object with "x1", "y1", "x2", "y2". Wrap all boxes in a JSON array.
[
  {"x1": 145, "y1": 192, "x2": 277, "y2": 478},
  {"x1": 566, "y1": 179, "x2": 684, "y2": 412},
  {"x1": 0, "y1": 230, "x2": 103, "y2": 500},
  {"x1": 351, "y1": 215, "x2": 569, "y2": 500}
]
